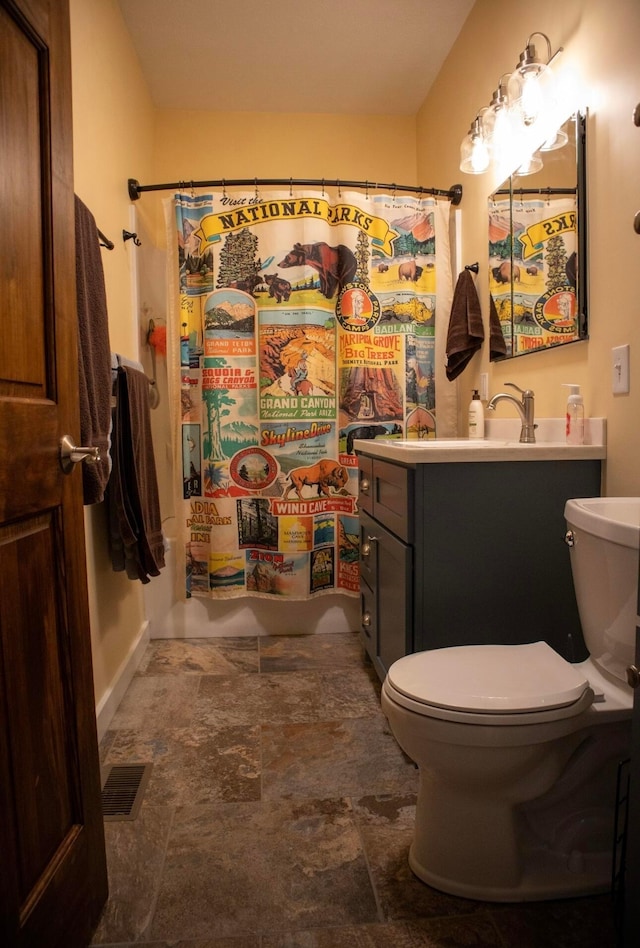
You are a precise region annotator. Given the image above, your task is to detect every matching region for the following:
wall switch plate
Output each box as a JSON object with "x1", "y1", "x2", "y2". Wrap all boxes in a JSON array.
[{"x1": 612, "y1": 344, "x2": 630, "y2": 394}]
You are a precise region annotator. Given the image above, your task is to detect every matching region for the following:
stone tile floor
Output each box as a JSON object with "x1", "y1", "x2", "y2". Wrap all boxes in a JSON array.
[{"x1": 93, "y1": 632, "x2": 618, "y2": 947}]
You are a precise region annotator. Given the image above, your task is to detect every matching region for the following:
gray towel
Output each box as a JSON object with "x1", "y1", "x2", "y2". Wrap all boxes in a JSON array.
[
  {"x1": 107, "y1": 366, "x2": 164, "y2": 583},
  {"x1": 445, "y1": 270, "x2": 484, "y2": 381},
  {"x1": 75, "y1": 195, "x2": 112, "y2": 503}
]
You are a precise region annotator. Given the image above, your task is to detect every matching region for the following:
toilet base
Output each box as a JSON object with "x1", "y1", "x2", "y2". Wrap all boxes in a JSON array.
[{"x1": 409, "y1": 840, "x2": 612, "y2": 902}]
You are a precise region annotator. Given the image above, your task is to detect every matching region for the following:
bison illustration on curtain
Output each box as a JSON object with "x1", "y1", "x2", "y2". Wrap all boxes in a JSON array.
[{"x1": 169, "y1": 189, "x2": 452, "y2": 600}]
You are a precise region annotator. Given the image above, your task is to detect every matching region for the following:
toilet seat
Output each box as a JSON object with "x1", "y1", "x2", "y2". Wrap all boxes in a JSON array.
[{"x1": 385, "y1": 642, "x2": 595, "y2": 726}]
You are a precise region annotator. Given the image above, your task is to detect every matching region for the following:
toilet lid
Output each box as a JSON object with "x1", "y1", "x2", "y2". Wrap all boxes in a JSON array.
[{"x1": 386, "y1": 642, "x2": 590, "y2": 713}]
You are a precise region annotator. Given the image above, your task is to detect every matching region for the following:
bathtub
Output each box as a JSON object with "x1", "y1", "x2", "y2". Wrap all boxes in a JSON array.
[{"x1": 143, "y1": 536, "x2": 360, "y2": 638}]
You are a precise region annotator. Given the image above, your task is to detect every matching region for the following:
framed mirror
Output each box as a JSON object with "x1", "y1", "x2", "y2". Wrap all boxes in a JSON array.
[{"x1": 488, "y1": 111, "x2": 587, "y2": 358}]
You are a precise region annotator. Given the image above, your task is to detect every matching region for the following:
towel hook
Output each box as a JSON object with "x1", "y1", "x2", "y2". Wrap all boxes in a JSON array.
[
  {"x1": 465, "y1": 262, "x2": 479, "y2": 274},
  {"x1": 123, "y1": 230, "x2": 141, "y2": 246}
]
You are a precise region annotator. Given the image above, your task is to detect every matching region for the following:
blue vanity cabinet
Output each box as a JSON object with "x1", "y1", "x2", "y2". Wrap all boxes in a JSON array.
[{"x1": 356, "y1": 450, "x2": 602, "y2": 681}]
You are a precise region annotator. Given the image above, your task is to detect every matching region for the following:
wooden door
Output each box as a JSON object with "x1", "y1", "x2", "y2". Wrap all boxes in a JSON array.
[{"x1": 0, "y1": 0, "x2": 108, "y2": 944}]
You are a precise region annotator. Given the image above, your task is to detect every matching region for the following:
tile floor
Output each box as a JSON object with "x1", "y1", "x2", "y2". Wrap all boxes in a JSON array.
[{"x1": 93, "y1": 632, "x2": 619, "y2": 947}]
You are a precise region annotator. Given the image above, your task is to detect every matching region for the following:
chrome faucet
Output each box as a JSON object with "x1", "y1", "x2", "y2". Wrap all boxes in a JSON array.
[{"x1": 486, "y1": 382, "x2": 536, "y2": 443}]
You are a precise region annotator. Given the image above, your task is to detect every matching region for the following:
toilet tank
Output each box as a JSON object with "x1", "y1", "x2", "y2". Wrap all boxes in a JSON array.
[{"x1": 565, "y1": 497, "x2": 640, "y2": 683}]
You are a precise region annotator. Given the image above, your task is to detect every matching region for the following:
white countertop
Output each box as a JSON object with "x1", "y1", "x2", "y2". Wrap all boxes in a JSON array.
[{"x1": 353, "y1": 418, "x2": 606, "y2": 464}]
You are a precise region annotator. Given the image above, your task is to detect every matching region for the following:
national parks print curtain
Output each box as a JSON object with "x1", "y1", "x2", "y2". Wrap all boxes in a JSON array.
[{"x1": 167, "y1": 188, "x2": 454, "y2": 600}]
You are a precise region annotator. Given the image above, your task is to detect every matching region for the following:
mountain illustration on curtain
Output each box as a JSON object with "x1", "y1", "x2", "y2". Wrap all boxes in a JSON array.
[{"x1": 260, "y1": 324, "x2": 335, "y2": 397}]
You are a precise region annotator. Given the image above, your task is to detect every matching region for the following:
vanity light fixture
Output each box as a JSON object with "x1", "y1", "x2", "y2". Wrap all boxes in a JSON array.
[
  {"x1": 459, "y1": 113, "x2": 491, "y2": 174},
  {"x1": 459, "y1": 31, "x2": 565, "y2": 176}
]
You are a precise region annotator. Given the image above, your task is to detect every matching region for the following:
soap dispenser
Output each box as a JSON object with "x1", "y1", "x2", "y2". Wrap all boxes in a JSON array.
[
  {"x1": 468, "y1": 389, "x2": 485, "y2": 439},
  {"x1": 563, "y1": 384, "x2": 584, "y2": 445}
]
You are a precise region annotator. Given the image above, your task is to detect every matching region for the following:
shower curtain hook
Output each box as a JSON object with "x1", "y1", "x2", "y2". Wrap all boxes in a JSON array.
[
  {"x1": 289, "y1": 177, "x2": 293, "y2": 197},
  {"x1": 321, "y1": 178, "x2": 325, "y2": 197},
  {"x1": 392, "y1": 183, "x2": 397, "y2": 206},
  {"x1": 365, "y1": 180, "x2": 369, "y2": 199},
  {"x1": 190, "y1": 180, "x2": 195, "y2": 198},
  {"x1": 337, "y1": 179, "x2": 342, "y2": 199},
  {"x1": 255, "y1": 178, "x2": 259, "y2": 202},
  {"x1": 222, "y1": 178, "x2": 227, "y2": 199}
]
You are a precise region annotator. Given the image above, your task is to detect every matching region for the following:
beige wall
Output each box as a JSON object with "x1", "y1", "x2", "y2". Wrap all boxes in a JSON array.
[
  {"x1": 70, "y1": 0, "x2": 155, "y2": 705},
  {"x1": 417, "y1": 0, "x2": 640, "y2": 495}
]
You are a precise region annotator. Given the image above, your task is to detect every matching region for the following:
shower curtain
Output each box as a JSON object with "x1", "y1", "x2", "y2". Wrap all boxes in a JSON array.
[
  {"x1": 489, "y1": 195, "x2": 579, "y2": 357},
  {"x1": 166, "y1": 188, "x2": 454, "y2": 601}
]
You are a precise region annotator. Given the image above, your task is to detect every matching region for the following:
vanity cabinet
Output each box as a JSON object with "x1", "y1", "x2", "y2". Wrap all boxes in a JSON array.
[{"x1": 356, "y1": 450, "x2": 602, "y2": 681}]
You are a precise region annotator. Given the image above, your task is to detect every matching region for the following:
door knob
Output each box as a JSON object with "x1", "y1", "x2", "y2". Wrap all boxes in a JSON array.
[
  {"x1": 59, "y1": 434, "x2": 101, "y2": 474},
  {"x1": 626, "y1": 665, "x2": 640, "y2": 689}
]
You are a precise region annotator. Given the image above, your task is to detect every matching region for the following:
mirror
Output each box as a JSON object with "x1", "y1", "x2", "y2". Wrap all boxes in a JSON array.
[{"x1": 488, "y1": 111, "x2": 587, "y2": 358}]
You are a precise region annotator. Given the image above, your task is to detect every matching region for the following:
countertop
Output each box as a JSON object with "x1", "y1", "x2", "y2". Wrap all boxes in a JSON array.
[{"x1": 353, "y1": 418, "x2": 607, "y2": 464}]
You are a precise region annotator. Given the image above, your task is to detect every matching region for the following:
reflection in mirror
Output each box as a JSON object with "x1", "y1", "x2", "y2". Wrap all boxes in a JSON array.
[{"x1": 488, "y1": 111, "x2": 587, "y2": 358}]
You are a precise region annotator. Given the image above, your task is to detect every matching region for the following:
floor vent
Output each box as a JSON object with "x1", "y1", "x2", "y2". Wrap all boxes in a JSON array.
[{"x1": 101, "y1": 763, "x2": 152, "y2": 821}]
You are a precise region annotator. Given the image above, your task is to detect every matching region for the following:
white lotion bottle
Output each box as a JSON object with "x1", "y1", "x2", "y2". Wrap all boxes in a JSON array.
[
  {"x1": 468, "y1": 389, "x2": 485, "y2": 439},
  {"x1": 563, "y1": 384, "x2": 584, "y2": 445}
]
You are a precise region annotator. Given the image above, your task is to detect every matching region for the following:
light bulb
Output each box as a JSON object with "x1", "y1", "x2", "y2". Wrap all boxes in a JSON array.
[
  {"x1": 471, "y1": 136, "x2": 490, "y2": 173},
  {"x1": 459, "y1": 117, "x2": 490, "y2": 174},
  {"x1": 522, "y1": 69, "x2": 547, "y2": 125}
]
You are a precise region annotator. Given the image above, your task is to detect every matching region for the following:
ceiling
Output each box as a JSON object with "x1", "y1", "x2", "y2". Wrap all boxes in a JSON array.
[{"x1": 117, "y1": 0, "x2": 475, "y2": 115}]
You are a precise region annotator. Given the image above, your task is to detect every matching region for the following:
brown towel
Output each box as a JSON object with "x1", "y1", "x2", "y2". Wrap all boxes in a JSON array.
[
  {"x1": 107, "y1": 366, "x2": 165, "y2": 582},
  {"x1": 445, "y1": 270, "x2": 484, "y2": 381},
  {"x1": 75, "y1": 195, "x2": 112, "y2": 504},
  {"x1": 489, "y1": 293, "x2": 508, "y2": 361}
]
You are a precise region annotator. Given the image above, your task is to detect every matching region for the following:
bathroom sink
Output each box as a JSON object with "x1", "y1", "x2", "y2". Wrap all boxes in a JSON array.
[{"x1": 379, "y1": 438, "x2": 511, "y2": 448}]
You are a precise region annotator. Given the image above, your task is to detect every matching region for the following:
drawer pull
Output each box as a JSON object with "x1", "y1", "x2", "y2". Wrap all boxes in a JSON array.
[
  {"x1": 361, "y1": 535, "x2": 378, "y2": 559},
  {"x1": 362, "y1": 612, "x2": 372, "y2": 628},
  {"x1": 360, "y1": 477, "x2": 370, "y2": 493}
]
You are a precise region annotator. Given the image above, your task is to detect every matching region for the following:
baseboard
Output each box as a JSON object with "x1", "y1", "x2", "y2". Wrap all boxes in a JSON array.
[{"x1": 95, "y1": 620, "x2": 150, "y2": 743}]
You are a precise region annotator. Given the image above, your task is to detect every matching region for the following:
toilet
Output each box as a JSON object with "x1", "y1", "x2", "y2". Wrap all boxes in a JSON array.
[{"x1": 381, "y1": 496, "x2": 639, "y2": 902}]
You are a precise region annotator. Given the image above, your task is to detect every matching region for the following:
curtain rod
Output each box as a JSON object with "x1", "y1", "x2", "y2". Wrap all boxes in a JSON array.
[
  {"x1": 128, "y1": 177, "x2": 463, "y2": 205},
  {"x1": 492, "y1": 186, "x2": 577, "y2": 197}
]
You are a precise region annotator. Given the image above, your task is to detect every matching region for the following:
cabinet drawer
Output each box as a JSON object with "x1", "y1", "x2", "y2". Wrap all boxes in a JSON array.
[{"x1": 371, "y1": 459, "x2": 412, "y2": 542}]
